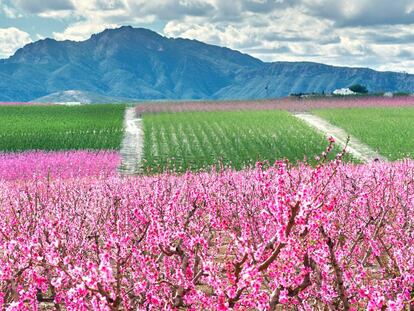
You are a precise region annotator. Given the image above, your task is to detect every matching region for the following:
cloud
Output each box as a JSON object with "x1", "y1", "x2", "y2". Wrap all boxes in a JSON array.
[
  {"x1": 10, "y1": 0, "x2": 75, "y2": 14},
  {"x1": 163, "y1": 4, "x2": 336, "y2": 50},
  {"x1": 127, "y1": 0, "x2": 215, "y2": 20},
  {"x1": 50, "y1": 0, "x2": 214, "y2": 41},
  {"x1": 1, "y1": 4, "x2": 22, "y2": 18},
  {"x1": 240, "y1": 0, "x2": 300, "y2": 13},
  {"x1": 304, "y1": 0, "x2": 414, "y2": 27},
  {"x1": 0, "y1": 27, "x2": 32, "y2": 58},
  {"x1": 244, "y1": 46, "x2": 293, "y2": 55},
  {"x1": 38, "y1": 10, "x2": 74, "y2": 19},
  {"x1": 397, "y1": 49, "x2": 414, "y2": 59},
  {"x1": 364, "y1": 32, "x2": 414, "y2": 45},
  {"x1": 53, "y1": 22, "x2": 118, "y2": 41},
  {"x1": 0, "y1": 0, "x2": 413, "y2": 72},
  {"x1": 164, "y1": 21, "x2": 260, "y2": 49}
]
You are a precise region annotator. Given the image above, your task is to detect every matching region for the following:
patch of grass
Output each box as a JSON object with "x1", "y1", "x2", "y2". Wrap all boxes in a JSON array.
[
  {"x1": 142, "y1": 110, "x2": 343, "y2": 172},
  {"x1": 313, "y1": 107, "x2": 414, "y2": 160},
  {"x1": 0, "y1": 104, "x2": 125, "y2": 151}
]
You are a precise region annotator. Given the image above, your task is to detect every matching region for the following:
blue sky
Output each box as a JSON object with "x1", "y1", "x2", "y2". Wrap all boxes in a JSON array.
[{"x1": 0, "y1": 0, "x2": 413, "y2": 73}]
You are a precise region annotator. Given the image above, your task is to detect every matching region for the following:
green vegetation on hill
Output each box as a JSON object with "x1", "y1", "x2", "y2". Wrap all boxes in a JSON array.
[
  {"x1": 313, "y1": 107, "x2": 414, "y2": 160},
  {"x1": 0, "y1": 105, "x2": 125, "y2": 151},
  {"x1": 348, "y1": 84, "x2": 368, "y2": 94},
  {"x1": 142, "y1": 110, "x2": 344, "y2": 172}
]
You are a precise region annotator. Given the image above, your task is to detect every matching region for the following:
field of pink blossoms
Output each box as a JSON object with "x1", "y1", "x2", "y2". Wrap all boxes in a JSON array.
[
  {"x1": 135, "y1": 96, "x2": 414, "y2": 114},
  {"x1": 0, "y1": 102, "x2": 53, "y2": 106},
  {"x1": 0, "y1": 151, "x2": 120, "y2": 181},
  {"x1": 0, "y1": 146, "x2": 413, "y2": 310}
]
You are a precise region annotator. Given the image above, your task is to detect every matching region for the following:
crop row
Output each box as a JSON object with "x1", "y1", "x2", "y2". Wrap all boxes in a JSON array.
[
  {"x1": 0, "y1": 105, "x2": 125, "y2": 151},
  {"x1": 141, "y1": 110, "x2": 346, "y2": 172},
  {"x1": 2, "y1": 102, "x2": 414, "y2": 173},
  {"x1": 314, "y1": 107, "x2": 414, "y2": 160},
  {"x1": 0, "y1": 151, "x2": 413, "y2": 309}
]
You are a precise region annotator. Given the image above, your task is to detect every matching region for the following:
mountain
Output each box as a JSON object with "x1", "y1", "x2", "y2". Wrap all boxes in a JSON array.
[
  {"x1": 215, "y1": 62, "x2": 414, "y2": 99},
  {"x1": 31, "y1": 90, "x2": 138, "y2": 104},
  {"x1": 0, "y1": 26, "x2": 413, "y2": 102}
]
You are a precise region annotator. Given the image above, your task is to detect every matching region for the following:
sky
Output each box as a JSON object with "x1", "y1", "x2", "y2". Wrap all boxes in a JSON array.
[{"x1": 0, "y1": 0, "x2": 413, "y2": 73}]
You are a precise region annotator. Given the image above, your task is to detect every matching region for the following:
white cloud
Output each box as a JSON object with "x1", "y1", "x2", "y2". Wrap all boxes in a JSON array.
[
  {"x1": 2, "y1": 4, "x2": 22, "y2": 18},
  {"x1": 164, "y1": 21, "x2": 258, "y2": 49},
  {"x1": 0, "y1": 0, "x2": 413, "y2": 72},
  {"x1": 163, "y1": 6, "x2": 335, "y2": 54},
  {"x1": 50, "y1": 0, "x2": 156, "y2": 41},
  {"x1": 38, "y1": 10, "x2": 73, "y2": 19},
  {"x1": 0, "y1": 27, "x2": 32, "y2": 58},
  {"x1": 53, "y1": 22, "x2": 117, "y2": 41},
  {"x1": 161, "y1": 1, "x2": 414, "y2": 72}
]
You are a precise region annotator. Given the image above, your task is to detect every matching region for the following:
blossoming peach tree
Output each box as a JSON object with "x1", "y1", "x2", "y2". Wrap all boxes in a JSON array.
[{"x1": 0, "y1": 140, "x2": 414, "y2": 310}]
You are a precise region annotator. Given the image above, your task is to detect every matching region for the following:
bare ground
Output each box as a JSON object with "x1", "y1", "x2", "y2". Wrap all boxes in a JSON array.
[
  {"x1": 294, "y1": 113, "x2": 386, "y2": 163},
  {"x1": 119, "y1": 107, "x2": 144, "y2": 175}
]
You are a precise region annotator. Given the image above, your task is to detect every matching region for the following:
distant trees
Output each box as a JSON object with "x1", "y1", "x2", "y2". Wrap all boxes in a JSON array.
[
  {"x1": 289, "y1": 92, "x2": 325, "y2": 98},
  {"x1": 348, "y1": 84, "x2": 368, "y2": 94}
]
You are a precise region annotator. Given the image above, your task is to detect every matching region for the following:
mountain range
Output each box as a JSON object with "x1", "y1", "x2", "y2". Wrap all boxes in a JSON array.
[{"x1": 1, "y1": 26, "x2": 413, "y2": 102}]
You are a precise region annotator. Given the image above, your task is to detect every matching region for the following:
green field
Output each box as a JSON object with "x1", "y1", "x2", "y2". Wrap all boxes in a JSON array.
[
  {"x1": 313, "y1": 107, "x2": 414, "y2": 160},
  {"x1": 142, "y1": 110, "x2": 343, "y2": 172},
  {"x1": 0, "y1": 105, "x2": 125, "y2": 151}
]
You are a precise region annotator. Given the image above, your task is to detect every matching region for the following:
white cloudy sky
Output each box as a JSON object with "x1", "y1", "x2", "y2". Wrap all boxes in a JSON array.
[{"x1": 0, "y1": 0, "x2": 413, "y2": 73}]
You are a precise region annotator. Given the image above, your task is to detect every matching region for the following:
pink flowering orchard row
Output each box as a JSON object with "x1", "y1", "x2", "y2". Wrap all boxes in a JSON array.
[
  {"x1": 1, "y1": 158, "x2": 414, "y2": 310},
  {"x1": 0, "y1": 151, "x2": 120, "y2": 181},
  {"x1": 0, "y1": 103, "x2": 53, "y2": 106},
  {"x1": 135, "y1": 96, "x2": 414, "y2": 114}
]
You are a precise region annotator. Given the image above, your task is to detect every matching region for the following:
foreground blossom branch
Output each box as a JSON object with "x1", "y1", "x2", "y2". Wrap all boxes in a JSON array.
[{"x1": 258, "y1": 201, "x2": 301, "y2": 272}]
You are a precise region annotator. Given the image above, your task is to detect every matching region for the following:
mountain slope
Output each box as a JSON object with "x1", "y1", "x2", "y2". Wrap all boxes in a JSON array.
[
  {"x1": 216, "y1": 62, "x2": 414, "y2": 99},
  {"x1": 0, "y1": 26, "x2": 413, "y2": 101}
]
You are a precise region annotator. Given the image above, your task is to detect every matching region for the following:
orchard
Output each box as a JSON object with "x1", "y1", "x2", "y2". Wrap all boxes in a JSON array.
[{"x1": 0, "y1": 144, "x2": 414, "y2": 310}]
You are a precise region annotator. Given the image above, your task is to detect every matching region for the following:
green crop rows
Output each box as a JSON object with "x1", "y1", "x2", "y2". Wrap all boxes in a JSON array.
[
  {"x1": 142, "y1": 110, "x2": 343, "y2": 172},
  {"x1": 0, "y1": 105, "x2": 125, "y2": 151},
  {"x1": 313, "y1": 107, "x2": 414, "y2": 160}
]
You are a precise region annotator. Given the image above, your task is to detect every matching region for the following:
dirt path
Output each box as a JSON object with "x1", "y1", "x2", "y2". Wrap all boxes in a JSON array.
[
  {"x1": 294, "y1": 113, "x2": 386, "y2": 163},
  {"x1": 119, "y1": 107, "x2": 143, "y2": 175}
]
